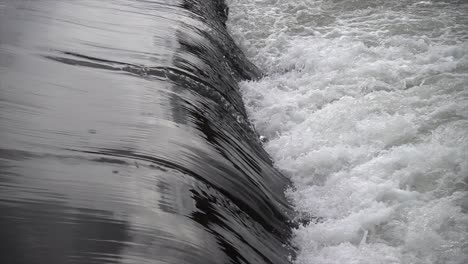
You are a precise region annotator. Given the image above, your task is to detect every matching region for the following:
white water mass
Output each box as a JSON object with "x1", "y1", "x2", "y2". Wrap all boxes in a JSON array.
[{"x1": 226, "y1": 0, "x2": 468, "y2": 263}]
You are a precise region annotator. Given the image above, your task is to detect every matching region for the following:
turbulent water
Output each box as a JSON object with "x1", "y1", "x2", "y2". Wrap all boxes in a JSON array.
[{"x1": 227, "y1": 0, "x2": 468, "y2": 263}]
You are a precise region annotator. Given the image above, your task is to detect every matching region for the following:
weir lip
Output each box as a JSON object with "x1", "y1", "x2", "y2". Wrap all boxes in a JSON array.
[{"x1": 0, "y1": 0, "x2": 294, "y2": 263}]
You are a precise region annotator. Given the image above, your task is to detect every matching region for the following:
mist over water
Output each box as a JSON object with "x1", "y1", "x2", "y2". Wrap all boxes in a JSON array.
[{"x1": 227, "y1": 0, "x2": 468, "y2": 263}]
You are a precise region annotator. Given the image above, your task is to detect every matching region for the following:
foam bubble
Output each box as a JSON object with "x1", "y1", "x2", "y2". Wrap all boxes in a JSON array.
[{"x1": 228, "y1": 0, "x2": 468, "y2": 263}]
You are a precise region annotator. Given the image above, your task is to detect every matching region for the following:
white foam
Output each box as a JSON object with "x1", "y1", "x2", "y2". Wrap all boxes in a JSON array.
[{"x1": 227, "y1": 0, "x2": 468, "y2": 263}]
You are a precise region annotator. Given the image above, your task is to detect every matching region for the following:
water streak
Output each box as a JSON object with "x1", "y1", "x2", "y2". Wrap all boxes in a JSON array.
[{"x1": 0, "y1": 0, "x2": 294, "y2": 263}]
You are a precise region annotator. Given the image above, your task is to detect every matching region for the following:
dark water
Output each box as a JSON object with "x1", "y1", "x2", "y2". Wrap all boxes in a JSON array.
[{"x1": 0, "y1": 0, "x2": 293, "y2": 263}]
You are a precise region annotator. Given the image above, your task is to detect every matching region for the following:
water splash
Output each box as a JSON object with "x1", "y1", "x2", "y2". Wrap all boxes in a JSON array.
[{"x1": 227, "y1": 0, "x2": 468, "y2": 263}]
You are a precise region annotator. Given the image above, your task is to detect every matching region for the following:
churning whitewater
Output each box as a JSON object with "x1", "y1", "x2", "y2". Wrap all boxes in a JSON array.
[{"x1": 226, "y1": 0, "x2": 468, "y2": 263}]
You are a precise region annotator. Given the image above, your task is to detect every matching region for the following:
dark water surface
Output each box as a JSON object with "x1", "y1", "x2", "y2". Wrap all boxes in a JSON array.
[{"x1": 0, "y1": 0, "x2": 293, "y2": 263}]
